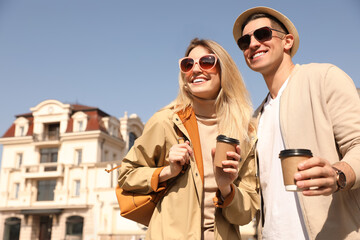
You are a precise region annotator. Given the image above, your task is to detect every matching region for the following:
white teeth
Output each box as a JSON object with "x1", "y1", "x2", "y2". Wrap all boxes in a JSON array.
[
  {"x1": 193, "y1": 79, "x2": 205, "y2": 83},
  {"x1": 253, "y1": 52, "x2": 265, "y2": 58}
]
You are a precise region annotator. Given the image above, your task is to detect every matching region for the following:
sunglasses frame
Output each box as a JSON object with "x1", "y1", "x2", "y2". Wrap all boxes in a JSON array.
[
  {"x1": 237, "y1": 26, "x2": 287, "y2": 51},
  {"x1": 179, "y1": 54, "x2": 218, "y2": 73}
]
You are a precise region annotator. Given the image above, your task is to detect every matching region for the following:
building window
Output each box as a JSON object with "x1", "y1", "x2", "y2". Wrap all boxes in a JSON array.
[
  {"x1": 14, "y1": 117, "x2": 29, "y2": 137},
  {"x1": 16, "y1": 153, "x2": 23, "y2": 168},
  {"x1": 78, "y1": 121, "x2": 84, "y2": 132},
  {"x1": 37, "y1": 180, "x2": 56, "y2": 201},
  {"x1": 73, "y1": 180, "x2": 80, "y2": 197},
  {"x1": 109, "y1": 125, "x2": 119, "y2": 137},
  {"x1": 129, "y1": 132, "x2": 137, "y2": 150},
  {"x1": 45, "y1": 123, "x2": 60, "y2": 140},
  {"x1": 19, "y1": 126, "x2": 25, "y2": 136},
  {"x1": 13, "y1": 183, "x2": 20, "y2": 199},
  {"x1": 75, "y1": 149, "x2": 82, "y2": 165},
  {"x1": 40, "y1": 148, "x2": 58, "y2": 163},
  {"x1": 3, "y1": 217, "x2": 21, "y2": 240},
  {"x1": 72, "y1": 111, "x2": 88, "y2": 132},
  {"x1": 66, "y1": 216, "x2": 83, "y2": 238}
]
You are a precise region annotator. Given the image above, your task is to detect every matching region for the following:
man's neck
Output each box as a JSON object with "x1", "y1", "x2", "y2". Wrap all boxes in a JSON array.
[{"x1": 263, "y1": 60, "x2": 295, "y2": 99}]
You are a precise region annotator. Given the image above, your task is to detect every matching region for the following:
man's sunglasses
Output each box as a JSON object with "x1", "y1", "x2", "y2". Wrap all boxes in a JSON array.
[
  {"x1": 237, "y1": 26, "x2": 287, "y2": 51},
  {"x1": 179, "y1": 54, "x2": 218, "y2": 73}
]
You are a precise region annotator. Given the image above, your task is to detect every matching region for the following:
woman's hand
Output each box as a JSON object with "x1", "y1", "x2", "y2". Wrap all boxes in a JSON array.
[
  {"x1": 159, "y1": 141, "x2": 193, "y2": 182},
  {"x1": 212, "y1": 145, "x2": 241, "y2": 198}
]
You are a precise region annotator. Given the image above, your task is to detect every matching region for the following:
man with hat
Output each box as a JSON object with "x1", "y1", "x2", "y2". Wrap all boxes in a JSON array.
[{"x1": 233, "y1": 6, "x2": 360, "y2": 240}]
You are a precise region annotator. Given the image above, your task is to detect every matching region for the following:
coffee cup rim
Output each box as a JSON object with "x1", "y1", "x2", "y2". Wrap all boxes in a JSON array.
[
  {"x1": 279, "y1": 149, "x2": 313, "y2": 158},
  {"x1": 216, "y1": 135, "x2": 240, "y2": 145}
]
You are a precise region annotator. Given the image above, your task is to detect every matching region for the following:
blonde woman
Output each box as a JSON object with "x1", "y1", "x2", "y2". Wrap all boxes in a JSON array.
[{"x1": 118, "y1": 38, "x2": 259, "y2": 239}]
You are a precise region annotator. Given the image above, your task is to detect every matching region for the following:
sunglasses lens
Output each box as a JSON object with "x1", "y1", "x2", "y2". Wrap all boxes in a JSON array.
[
  {"x1": 254, "y1": 27, "x2": 272, "y2": 42},
  {"x1": 199, "y1": 55, "x2": 216, "y2": 70},
  {"x1": 180, "y1": 58, "x2": 194, "y2": 72},
  {"x1": 237, "y1": 27, "x2": 273, "y2": 50},
  {"x1": 238, "y1": 35, "x2": 250, "y2": 50}
]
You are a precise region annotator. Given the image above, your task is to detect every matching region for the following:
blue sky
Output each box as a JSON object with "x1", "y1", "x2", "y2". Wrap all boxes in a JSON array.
[{"x1": 0, "y1": 0, "x2": 359, "y2": 162}]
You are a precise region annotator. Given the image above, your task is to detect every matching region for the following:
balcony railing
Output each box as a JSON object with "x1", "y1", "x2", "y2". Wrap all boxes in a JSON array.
[
  {"x1": 33, "y1": 132, "x2": 60, "y2": 142},
  {"x1": 33, "y1": 132, "x2": 61, "y2": 147},
  {"x1": 23, "y1": 163, "x2": 64, "y2": 179}
]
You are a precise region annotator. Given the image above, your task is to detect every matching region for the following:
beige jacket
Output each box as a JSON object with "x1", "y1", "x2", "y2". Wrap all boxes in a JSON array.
[
  {"x1": 255, "y1": 63, "x2": 360, "y2": 240},
  {"x1": 118, "y1": 107, "x2": 260, "y2": 240}
]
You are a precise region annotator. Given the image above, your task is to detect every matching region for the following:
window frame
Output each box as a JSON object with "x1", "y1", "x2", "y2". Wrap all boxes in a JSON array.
[
  {"x1": 40, "y1": 148, "x2": 58, "y2": 163},
  {"x1": 73, "y1": 180, "x2": 80, "y2": 197},
  {"x1": 75, "y1": 149, "x2": 82, "y2": 165},
  {"x1": 37, "y1": 180, "x2": 57, "y2": 201}
]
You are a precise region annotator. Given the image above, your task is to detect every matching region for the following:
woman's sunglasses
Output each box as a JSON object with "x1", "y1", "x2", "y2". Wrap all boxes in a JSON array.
[
  {"x1": 179, "y1": 54, "x2": 218, "y2": 73},
  {"x1": 237, "y1": 26, "x2": 287, "y2": 51}
]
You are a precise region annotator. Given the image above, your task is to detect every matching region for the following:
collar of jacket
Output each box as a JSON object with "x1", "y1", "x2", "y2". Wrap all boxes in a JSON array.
[
  {"x1": 176, "y1": 107, "x2": 204, "y2": 183},
  {"x1": 253, "y1": 64, "x2": 301, "y2": 126}
]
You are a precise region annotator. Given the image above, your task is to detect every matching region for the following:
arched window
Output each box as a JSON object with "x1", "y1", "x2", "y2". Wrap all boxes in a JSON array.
[
  {"x1": 65, "y1": 216, "x2": 83, "y2": 239},
  {"x1": 128, "y1": 132, "x2": 137, "y2": 150},
  {"x1": 3, "y1": 217, "x2": 21, "y2": 240}
]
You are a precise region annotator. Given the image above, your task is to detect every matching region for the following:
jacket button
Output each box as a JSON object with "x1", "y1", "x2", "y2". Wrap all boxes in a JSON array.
[{"x1": 196, "y1": 173, "x2": 198, "y2": 176}]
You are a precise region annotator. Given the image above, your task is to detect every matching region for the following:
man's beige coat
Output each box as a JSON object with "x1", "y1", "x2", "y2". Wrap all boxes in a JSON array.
[{"x1": 255, "y1": 63, "x2": 360, "y2": 240}]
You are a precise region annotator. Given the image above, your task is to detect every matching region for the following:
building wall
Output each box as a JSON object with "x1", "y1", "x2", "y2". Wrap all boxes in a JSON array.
[{"x1": 0, "y1": 100, "x2": 145, "y2": 240}]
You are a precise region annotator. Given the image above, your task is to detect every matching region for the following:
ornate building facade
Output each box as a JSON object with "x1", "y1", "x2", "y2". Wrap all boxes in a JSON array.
[{"x1": 0, "y1": 99, "x2": 145, "y2": 240}]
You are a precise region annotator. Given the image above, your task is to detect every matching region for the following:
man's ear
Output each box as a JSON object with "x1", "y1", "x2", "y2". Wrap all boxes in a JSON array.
[{"x1": 284, "y1": 34, "x2": 294, "y2": 53}]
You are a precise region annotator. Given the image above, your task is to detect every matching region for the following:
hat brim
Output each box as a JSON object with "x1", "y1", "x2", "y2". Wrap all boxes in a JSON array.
[{"x1": 233, "y1": 6, "x2": 299, "y2": 58}]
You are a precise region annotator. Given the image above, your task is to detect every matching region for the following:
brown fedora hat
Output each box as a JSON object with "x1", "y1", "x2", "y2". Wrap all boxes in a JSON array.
[{"x1": 233, "y1": 6, "x2": 299, "y2": 57}]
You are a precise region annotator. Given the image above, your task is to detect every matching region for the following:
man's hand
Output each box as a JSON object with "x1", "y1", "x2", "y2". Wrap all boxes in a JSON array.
[{"x1": 294, "y1": 157, "x2": 338, "y2": 196}]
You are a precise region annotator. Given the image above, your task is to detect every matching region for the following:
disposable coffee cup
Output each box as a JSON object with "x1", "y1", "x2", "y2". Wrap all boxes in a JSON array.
[
  {"x1": 214, "y1": 135, "x2": 240, "y2": 168},
  {"x1": 279, "y1": 149, "x2": 313, "y2": 191}
]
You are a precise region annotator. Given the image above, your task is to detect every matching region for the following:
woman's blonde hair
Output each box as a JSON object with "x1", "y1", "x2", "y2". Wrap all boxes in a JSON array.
[{"x1": 168, "y1": 38, "x2": 252, "y2": 141}]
